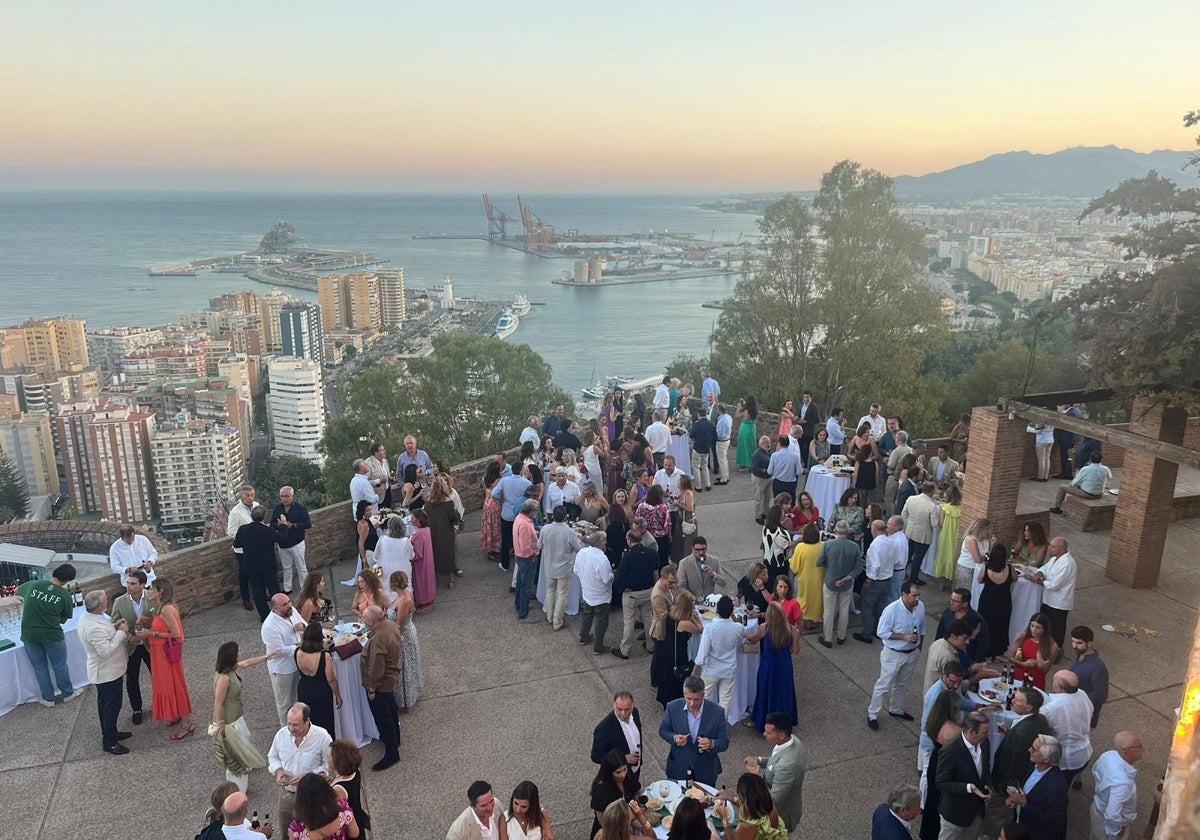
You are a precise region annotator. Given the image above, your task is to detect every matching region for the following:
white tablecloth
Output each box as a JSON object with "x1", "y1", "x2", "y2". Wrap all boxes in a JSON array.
[
  {"x1": 667, "y1": 431, "x2": 693, "y2": 477},
  {"x1": 688, "y1": 615, "x2": 760, "y2": 726},
  {"x1": 806, "y1": 468, "x2": 851, "y2": 524},
  {"x1": 966, "y1": 678, "x2": 1049, "y2": 756},
  {"x1": 0, "y1": 606, "x2": 90, "y2": 717},
  {"x1": 535, "y1": 558, "x2": 581, "y2": 616},
  {"x1": 332, "y1": 650, "x2": 379, "y2": 748},
  {"x1": 969, "y1": 570, "x2": 1044, "y2": 647}
]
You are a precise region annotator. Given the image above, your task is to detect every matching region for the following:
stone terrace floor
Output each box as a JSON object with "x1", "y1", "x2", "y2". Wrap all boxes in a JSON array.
[{"x1": 4, "y1": 471, "x2": 1197, "y2": 840}]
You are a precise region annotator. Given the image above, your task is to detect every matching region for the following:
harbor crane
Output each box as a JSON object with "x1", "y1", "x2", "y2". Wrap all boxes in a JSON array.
[
  {"x1": 482, "y1": 194, "x2": 519, "y2": 240},
  {"x1": 517, "y1": 195, "x2": 555, "y2": 253}
]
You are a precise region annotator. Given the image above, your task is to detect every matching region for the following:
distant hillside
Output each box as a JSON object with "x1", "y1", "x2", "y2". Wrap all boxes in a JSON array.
[{"x1": 893, "y1": 145, "x2": 1194, "y2": 200}]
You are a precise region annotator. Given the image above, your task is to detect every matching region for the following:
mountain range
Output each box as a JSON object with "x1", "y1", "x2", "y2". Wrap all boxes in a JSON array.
[{"x1": 892, "y1": 145, "x2": 1194, "y2": 200}]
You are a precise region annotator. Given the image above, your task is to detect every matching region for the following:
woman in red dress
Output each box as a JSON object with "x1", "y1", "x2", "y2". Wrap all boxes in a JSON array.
[
  {"x1": 791, "y1": 492, "x2": 821, "y2": 531},
  {"x1": 766, "y1": 574, "x2": 803, "y2": 627},
  {"x1": 408, "y1": 508, "x2": 437, "y2": 612},
  {"x1": 1007, "y1": 611, "x2": 1059, "y2": 690},
  {"x1": 140, "y1": 577, "x2": 194, "y2": 739}
]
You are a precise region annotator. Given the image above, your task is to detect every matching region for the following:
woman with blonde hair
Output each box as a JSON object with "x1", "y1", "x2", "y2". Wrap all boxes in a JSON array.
[
  {"x1": 954, "y1": 517, "x2": 993, "y2": 592},
  {"x1": 592, "y1": 798, "x2": 650, "y2": 840},
  {"x1": 581, "y1": 430, "x2": 606, "y2": 498},
  {"x1": 650, "y1": 589, "x2": 704, "y2": 708},
  {"x1": 578, "y1": 481, "x2": 610, "y2": 528},
  {"x1": 424, "y1": 476, "x2": 462, "y2": 589},
  {"x1": 387, "y1": 571, "x2": 424, "y2": 711},
  {"x1": 558, "y1": 448, "x2": 582, "y2": 484},
  {"x1": 751, "y1": 602, "x2": 800, "y2": 731},
  {"x1": 932, "y1": 485, "x2": 964, "y2": 583}
]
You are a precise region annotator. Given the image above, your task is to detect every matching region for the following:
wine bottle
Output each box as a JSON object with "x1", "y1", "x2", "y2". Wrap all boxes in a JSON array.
[
  {"x1": 1004, "y1": 688, "x2": 1013, "y2": 711},
  {"x1": 251, "y1": 811, "x2": 260, "y2": 830},
  {"x1": 686, "y1": 766, "x2": 694, "y2": 786}
]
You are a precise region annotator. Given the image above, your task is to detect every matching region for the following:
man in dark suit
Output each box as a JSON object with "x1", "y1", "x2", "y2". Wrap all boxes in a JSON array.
[
  {"x1": 870, "y1": 783, "x2": 921, "y2": 839},
  {"x1": 234, "y1": 506, "x2": 281, "y2": 621},
  {"x1": 591, "y1": 691, "x2": 644, "y2": 790},
  {"x1": 935, "y1": 710, "x2": 992, "y2": 839},
  {"x1": 1006, "y1": 735, "x2": 1069, "y2": 840},
  {"x1": 658, "y1": 676, "x2": 729, "y2": 786},
  {"x1": 796, "y1": 391, "x2": 822, "y2": 467},
  {"x1": 986, "y1": 687, "x2": 1052, "y2": 835}
]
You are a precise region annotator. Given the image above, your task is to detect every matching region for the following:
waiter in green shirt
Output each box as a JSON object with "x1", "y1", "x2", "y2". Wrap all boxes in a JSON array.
[{"x1": 17, "y1": 563, "x2": 80, "y2": 706}]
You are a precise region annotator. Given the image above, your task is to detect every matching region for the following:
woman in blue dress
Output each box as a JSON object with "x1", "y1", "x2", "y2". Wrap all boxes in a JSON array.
[{"x1": 752, "y1": 602, "x2": 801, "y2": 731}]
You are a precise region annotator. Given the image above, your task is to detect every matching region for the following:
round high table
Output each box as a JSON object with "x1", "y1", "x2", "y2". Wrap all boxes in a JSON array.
[
  {"x1": 666, "y1": 431, "x2": 694, "y2": 477},
  {"x1": 331, "y1": 650, "x2": 380, "y2": 748},
  {"x1": 969, "y1": 568, "x2": 1044, "y2": 648},
  {"x1": 805, "y1": 468, "x2": 851, "y2": 524},
  {"x1": 0, "y1": 605, "x2": 89, "y2": 717},
  {"x1": 686, "y1": 613, "x2": 760, "y2": 726},
  {"x1": 535, "y1": 558, "x2": 582, "y2": 617}
]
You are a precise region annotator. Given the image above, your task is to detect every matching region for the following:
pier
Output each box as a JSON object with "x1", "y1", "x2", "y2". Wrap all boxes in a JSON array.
[{"x1": 551, "y1": 267, "x2": 736, "y2": 287}]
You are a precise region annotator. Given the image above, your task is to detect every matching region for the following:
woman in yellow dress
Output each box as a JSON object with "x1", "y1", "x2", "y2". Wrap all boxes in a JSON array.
[
  {"x1": 932, "y1": 485, "x2": 963, "y2": 582},
  {"x1": 788, "y1": 523, "x2": 824, "y2": 632}
]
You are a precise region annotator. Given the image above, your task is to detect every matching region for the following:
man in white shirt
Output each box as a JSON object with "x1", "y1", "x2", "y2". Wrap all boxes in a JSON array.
[
  {"x1": 79, "y1": 589, "x2": 131, "y2": 755},
  {"x1": 349, "y1": 458, "x2": 379, "y2": 519},
  {"x1": 543, "y1": 467, "x2": 582, "y2": 515},
  {"x1": 266, "y1": 702, "x2": 332, "y2": 831},
  {"x1": 226, "y1": 485, "x2": 261, "y2": 611},
  {"x1": 855, "y1": 520, "x2": 894, "y2": 644},
  {"x1": 693, "y1": 595, "x2": 750, "y2": 718},
  {"x1": 858, "y1": 403, "x2": 886, "y2": 439},
  {"x1": 218, "y1": 791, "x2": 272, "y2": 838},
  {"x1": 519, "y1": 415, "x2": 541, "y2": 448},
  {"x1": 653, "y1": 456, "x2": 683, "y2": 508},
  {"x1": 1032, "y1": 537, "x2": 1076, "y2": 647},
  {"x1": 108, "y1": 524, "x2": 157, "y2": 586},
  {"x1": 1041, "y1": 669, "x2": 1094, "y2": 787},
  {"x1": 885, "y1": 515, "x2": 910, "y2": 601},
  {"x1": 653, "y1": 376, "x2": 671, "y2": 411},
  {"x1": 366, "y1": 442, "x2": 393, "y2": 508},
  {"x1": 825, "y1": 408, "x2": 846, "y2": 454},
  {"x1": 446, "y1": 781, "x2": 504, "y2": 840},
  {"x1": 260, "y1": 593, "x2": 304, "y2": 726},
  {"x1": 645, "y1": 410, "x2": 671, "y2": 470},
  {"x1": 868, "y1": 582, "x2": 925, "y2": 730},
  {"x1": 575, "y1": 532, "x2": 614, "y2": 655},
  {"x1": 1091, "y1": 732, "x2": 1142, "y2": 840}
]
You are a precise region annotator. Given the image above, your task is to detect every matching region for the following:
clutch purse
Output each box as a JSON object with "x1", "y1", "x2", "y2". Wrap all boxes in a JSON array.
[{"x1": 333, "y1": 638, "x2": 363, "y2": 659}]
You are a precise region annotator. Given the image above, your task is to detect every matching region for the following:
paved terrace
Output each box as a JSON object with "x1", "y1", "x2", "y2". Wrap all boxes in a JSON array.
[{"x1": 3, "y1": 472, "x2": 1196, "y2": 840}]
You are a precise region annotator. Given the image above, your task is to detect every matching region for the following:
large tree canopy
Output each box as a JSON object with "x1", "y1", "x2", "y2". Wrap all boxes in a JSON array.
[
  {"x1": 0, "y1": 450, "x2": 30, "y2": 522},
  {"x1": 320, "y1": 334, "x2": 573, "y2": 500}
]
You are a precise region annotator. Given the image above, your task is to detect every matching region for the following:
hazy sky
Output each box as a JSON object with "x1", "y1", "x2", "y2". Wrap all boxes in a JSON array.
[{"x1": 2, "y1": 1, "x2": 1195, "y2": 191}]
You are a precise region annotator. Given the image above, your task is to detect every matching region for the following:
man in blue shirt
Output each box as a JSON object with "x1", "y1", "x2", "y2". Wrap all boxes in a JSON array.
[
  {"x1": 918, "y1": 661, "x2": 978, "y2": 772},
  {"x1": 395, "y1": 435, "x2": 435, "y2": 477},
  {"x1": 491, "y1": 464, "x2": 532, "y2": 571},
  {"x1": 825, "y1": 408, "x2": 846, "y2": 455},
  {"x1": 692, "y1": 596, "x2": 751, "y2": 718},
  {"x1": 867, "y1": 581, "x2": 925, "y2": 730},
  {"x1": 714, "y1": 405, "x2": 733, "y2": 485},
  {"x1": 1050, "y1": 450, "x2": 1111, "y2": 514},
  {"x1": 700, "y1": 371, "x2": 720, "y2": 404},
  {"x1": 767, "y1": 436, "x2": 802, "y2": 502}
]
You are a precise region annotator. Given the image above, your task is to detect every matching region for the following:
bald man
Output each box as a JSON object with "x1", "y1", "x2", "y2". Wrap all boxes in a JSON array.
[
  {"x1": 260, "y1": 593, "x2": 304, "y2": 726},
  {"x1": 219, "y1": 791, "x2": 271, "y2": 838},
  {"x1": 1091, "y1": 732, "x2": 1143, "y2": 840},
  {"x1": 750, "y1": 435, "x2": 774, "y2": 523},
  {"x1": 1042, "y1": 670, "x2": 1094, "y2": 788},
  {"x1": 361, "y1": 605, "x2": 402, "y2": 771},
  {"x1": 1031, "y1": 537, "x2": 1076, "y2": 647}
]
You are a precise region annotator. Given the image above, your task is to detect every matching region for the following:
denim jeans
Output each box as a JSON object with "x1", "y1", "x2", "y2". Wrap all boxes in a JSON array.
[
  {"x1": 24, "y1": 638, "x2": 74, "y2": 701},
  {"x1": 514, "y1": 556, "x2": 536, "y2": 619},
  {"x1": 859, "y1": 579, "x2": 893, "y2": 640}
]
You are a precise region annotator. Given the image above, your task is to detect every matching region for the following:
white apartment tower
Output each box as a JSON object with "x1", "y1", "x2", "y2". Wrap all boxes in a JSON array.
[
  {"x1": 267, "y1": 358, "x2": 326, "y2": 466},
  {"x1": 377, "y1": 267, "x2": 407, "y2": 326},
  {"x1": 151, "y1": 419, "x2": 245, "y2": 527}
]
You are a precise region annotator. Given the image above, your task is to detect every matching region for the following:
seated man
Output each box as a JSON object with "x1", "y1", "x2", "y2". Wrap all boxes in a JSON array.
[{"x1": 1049, "y1": 451, "x2": 1111, "y2": 514}]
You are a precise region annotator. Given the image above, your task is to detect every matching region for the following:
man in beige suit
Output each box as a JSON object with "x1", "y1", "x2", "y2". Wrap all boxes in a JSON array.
[
  {"x1": 901, "y1": 481, "x2": 940, "y2": 585},
  {"x1": 735, "y1": 714, "x2": 808, "y2": 834},
  {"x1": 109, "y1": 569, "x2": 158, "y2": 725},
  {"x1": 649, "y1": 564, "x2": 678, "y2": 649},
  {"x1": 928, "y1": 444, "x2": 961, "y2": 488},
  {"x1": 79, "y1": 589, "x2": 132, "y2": 755},
  {"x1": 447, "y1": 780, "x2": 509, "y2": 840}
]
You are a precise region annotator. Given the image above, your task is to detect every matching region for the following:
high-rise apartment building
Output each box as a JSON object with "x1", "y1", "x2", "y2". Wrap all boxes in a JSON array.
[
  {"x1": 318, "y1": 272, "x2": 387, "y2": 332},
  {"x1": 151, "y1": 419, "x2": 245, "y2": 527},
  {"x1": 280, "y1": 303, "x2": 325, "y2": 367},
  {"x1": 260, "y1": 288, "x2": 298, "y2": 354},
  {"x1": 317, "y1": 275, "x2": 349, "y2": 331},
  {"x1": 0, "y1": 318, "x2": 90, "y2": 371},
  {"x1": 87, "y1": 326, "x2": 165, "y2": 373},
  {"x1": 377, "y1": 267, "x2": 407, "y2": 326},
  {"x1": 345, "y1": 272, "x2": 381, "y2": 331},
  {"x1": 0, "y1": 412, "x2": 60, "y2": 498},
  {"x1": 267, "y1": 358, "x2": 326, "y2": 466},
  {"x1": 57, "y1": 401, "x2": 157, "y2": 521}
]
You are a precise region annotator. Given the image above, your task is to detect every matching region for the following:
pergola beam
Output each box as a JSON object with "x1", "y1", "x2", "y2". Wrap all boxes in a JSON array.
[{"x1": 1002, "y1": 399, "x2": 1200, "y2": 471}]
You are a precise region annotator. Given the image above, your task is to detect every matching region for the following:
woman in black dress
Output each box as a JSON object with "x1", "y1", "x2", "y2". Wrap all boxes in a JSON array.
[
  {"x1": 738, "y1": 562, "x2": 772, "y2": 613},
  {"x1": 651, "y1": 590, "x2": 703, "y2": 708},
  {"x1": 294, "y1": 621, "x2": 340, "y2": 737},
  {"x1": 590, "y1": 749, "x2": 637, "y2": 838},
  {"x1": 921, "y1": 691, "x2": 964, "y2": 840},
  {"x1": 976, "y1": 544, "x2": 1014, "y2": 659}
]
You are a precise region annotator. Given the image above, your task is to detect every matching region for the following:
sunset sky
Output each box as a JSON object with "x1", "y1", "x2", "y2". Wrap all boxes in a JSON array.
[{"x1": 2, "y1": 0, "x2": 1195, "y2": 191}]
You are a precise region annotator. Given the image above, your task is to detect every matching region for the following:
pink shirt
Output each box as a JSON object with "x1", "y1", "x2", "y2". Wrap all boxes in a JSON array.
[{"x1": 513, "y1": 513, "x2": 540, "y2": 559}]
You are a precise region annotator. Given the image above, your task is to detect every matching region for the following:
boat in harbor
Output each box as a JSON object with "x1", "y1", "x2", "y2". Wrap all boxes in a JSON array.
[
  {"x1": 494, "y1": 310, "x2": 520, "y2": 340},
  {"x1": 581, "y1": 382, "x2": 609, "y2": 401},
  {"x1": 511, "y1": 294, "x2": 532, "y2": 317}
]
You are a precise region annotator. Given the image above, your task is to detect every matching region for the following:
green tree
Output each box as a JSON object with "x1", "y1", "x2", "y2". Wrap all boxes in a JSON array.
[
  {"x1": 941, "y1": 340, "x2": 1054, "y2": 420},
  {"x1": 0, "y1": 450, "x2": 30, "y2": 521},
  {"x1": 320, "y1": 334, "x2": 574, "y2": 501},
  {"x1": 254, "y1": 454, "x2": 327, "y2": 509}
]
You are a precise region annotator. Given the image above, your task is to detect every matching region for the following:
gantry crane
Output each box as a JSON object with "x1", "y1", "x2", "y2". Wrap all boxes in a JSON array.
[
  {"x1": 517, "y1": 195, "x2": 555, "y2": 253},
  {"x1": 482, "y1": 194, "x2": 519, "y2": 240}
]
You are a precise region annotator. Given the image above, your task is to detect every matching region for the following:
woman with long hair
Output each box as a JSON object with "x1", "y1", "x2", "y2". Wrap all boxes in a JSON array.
[
  {"x1": 791, "y1": 491, "x2": 820, "y2": 531},
  {"x1": 295, "y1": 621, "x2": 340, "y2": 737},
  {"x1": 296, "y1": 571, "x2": 335, "y2": 626},
  {"x1": 667, "y1": 798, "x2": 717, "y2": 840},
  {"x1": 630, "y1": 393, "x2": 647, "y2": 432},
  {"x1": 408, "y1": 508, "x2": 436, "y2": 611},
  {"x1": 636, "y1": 484, "x2": 672, "y2": 567},
  {"x1": 355, "y1": 501, "x2": 378, "y2": 572},
  {"x1": 480, "y1": 460, "x2": 504, "y2": 564},
  {"x1": 536, "y1": 436, "x2": 557, "y2": 474},
  {"x1": 288, "y1": 773, "x2": 360, "y2": 840},
  {"x1": 1014, "y1": 520, "x2": 1049, "y2": 568},
  {"x1": 751, "y1": 602, "x2": 801, "y2": 732},
  {"x1": 651, "y1": 590, "x2": 703, "y2": 708},
  {"x1": 578, "y1": 481, "x2": 610, "y2": 528},
  {"x1": 976, "y1": 544, "x2": 1014, "y2": 659},
  {"x1": 789, "y1": 524, "x2": 824, "y2": 630},
  {"x1": 713, "y1": 772, "x2": 787, "y2": 840},
  {"x1": 141, "y1": 577, "x2": 193, "y2": 739},
  {"x1": 328, "y1": 740, "x2": 371, "y2": 836},
  {"x1": 199, "y1": 782, "x2": 241, "y2": 839},
  {"x1": 736, "y1": 396, "x2": 759, "y2": 471},
  {"x1": 955, "y1": 518, "x2": 993, "y2": 593},
  {"x1": 592, "y1": 799, "x2": 650, "y2": 840},
  {"x1": 424, "y1": 476, "x2": 463, "y2": 589},
  {"x1": 507, "y1": 779, "x2": 555, "y2": 840},
  {"x1": 932, "y1": 485, "x2": 964, "y2": 583},
  {"x1": 761, "y1": 505, "x2": 792, "y2": 586},
  {"x1": 777, "y1": 400, "x2": 794, "y2": 440},
  {"x1": 400, "y1": 463, "x2": 425, "y2": 511},
  {"x1": 738, "y1": 562, "x2": 771, "y2": 613},
  {"x1": 1008, "y1": 612, "x2": 1059, "y2": 689},
  {"x1": 920, "y1": 691, "x2": 965, "y2": 840},
  {"x1": 766, "y1": 575, "x2": 803, "y2": 628},
  {"x1": 590, "y1": 749, "x2": 636, "y2": 838},
  {"x1": 675, "y1": 473, "x2": 697, "y2": 559},
  {"x1": 387, "y1": 571, "x2": 424, "y2": 711},
  {"x1": 519, "y1": 439, "x2": 537, "y2": 467},
  {"x1": 581, "y1": 430, "x2": 606, "y2": 498},
  {"x1": 808, "y1": 427, "x2": 831, "y2": 466},
  {"x1": 212, "y1": 641, "x2": 273, "y2": 790},
  {"x1": 850, "y1": 425, "x2": 879, "y2": 505}
]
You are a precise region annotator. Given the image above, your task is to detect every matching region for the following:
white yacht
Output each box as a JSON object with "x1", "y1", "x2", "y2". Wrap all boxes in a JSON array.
[
  {"x1": 511, "y1": 294, "x2": 532, "y2": 317},
  {"x1": 494, "y1": 310, "x2": 519, "y2": 340}
]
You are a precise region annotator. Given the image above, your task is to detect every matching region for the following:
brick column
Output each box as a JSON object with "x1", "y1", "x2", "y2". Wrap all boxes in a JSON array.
[
  {"x1": 1106, "y1": 398, "x2": 1187, "y2": 587},
  {"x1": 961, "y1": 406, "x2": 1027, "y2": 545}
]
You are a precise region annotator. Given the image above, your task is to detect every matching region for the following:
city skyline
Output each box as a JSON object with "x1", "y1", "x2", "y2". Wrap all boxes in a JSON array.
[{"x1": 1, "y1": 1, "x2": 1195, "y2": 191}]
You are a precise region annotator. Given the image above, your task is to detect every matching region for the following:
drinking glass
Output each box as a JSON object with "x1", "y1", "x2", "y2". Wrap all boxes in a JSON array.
[{"x1": 659, "y1": 782, "x2": 670, "y2": 798}]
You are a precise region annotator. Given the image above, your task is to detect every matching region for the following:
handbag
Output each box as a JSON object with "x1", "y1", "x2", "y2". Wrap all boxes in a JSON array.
[
  {"x1": 672, "y1": 623, "x2": 695, "y2": 683},
  {"x1": 681, "y1": 514, "x2": 697, "y2": 536},
  {"x1": 164, "y1": 637, "x2": 183, "y2": 664},
  {"x1": 333, "y1": 638, "x2": 364, "y2": 659}
]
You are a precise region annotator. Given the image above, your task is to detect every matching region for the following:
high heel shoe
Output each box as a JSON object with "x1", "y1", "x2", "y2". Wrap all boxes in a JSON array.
[{"x1": 171, "y1": 724, "x2": 195, "y2": 741}]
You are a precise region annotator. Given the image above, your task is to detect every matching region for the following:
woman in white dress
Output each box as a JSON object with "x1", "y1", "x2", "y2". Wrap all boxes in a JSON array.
[
  {"x1": 581, "y1": 431, "x2": 606, "y2": 497},
  {"x1": 955, "y1": 517, "x2": 993, "y2": 593},
  {"x1": 375, "y1": 515, "x2": 413, "y2": 596},
  {"x1": 506, "y1": 780, "x2": 555, "y2": 840}
]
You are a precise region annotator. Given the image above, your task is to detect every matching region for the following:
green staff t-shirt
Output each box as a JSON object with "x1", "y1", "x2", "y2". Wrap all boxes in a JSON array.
[{"x1": 17, "y1": 580, "x2": 72, "y2": 643}]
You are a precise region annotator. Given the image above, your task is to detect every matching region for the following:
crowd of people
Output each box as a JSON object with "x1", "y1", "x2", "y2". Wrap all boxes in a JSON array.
[{"x1": 13, "y1": 388, "x2": 1153, "y2": 839}]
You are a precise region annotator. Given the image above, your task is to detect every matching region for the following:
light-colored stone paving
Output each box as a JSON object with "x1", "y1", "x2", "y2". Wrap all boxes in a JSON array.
[{"x1": 2, "y1": 474, "x2": 1193, "y2": 840}]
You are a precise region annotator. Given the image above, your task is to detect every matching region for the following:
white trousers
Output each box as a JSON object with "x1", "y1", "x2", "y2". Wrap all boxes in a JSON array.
[
  {"x1": 714, "y1": 440, "x2": 730, "y2": 479},
  {"x1": 868, "y1": 646, "x2": 920, "y2": 718},
  {"x1": 269, "y1": 671, "x2": 299, "y2": 727},
  {"x1": 703, "y1": 674, "x2": 735, "y2": 718},
  {"x1": 278, "y1": 543, "x2": 308, "y2": 593},
  {"x1": 545, "y1": 575, "x2": 572, "y2": 629}
]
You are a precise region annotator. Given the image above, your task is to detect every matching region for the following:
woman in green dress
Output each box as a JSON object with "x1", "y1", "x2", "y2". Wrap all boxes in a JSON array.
[
  {"x1": 933, "y1": 485, "x2": 963, "y2": 582},
  {"x1": 736, "y1": 396, "x2": 759, "y2": 470},
  {"x1": 713, "y1": 772, "x2": 788, "y2": 840}
]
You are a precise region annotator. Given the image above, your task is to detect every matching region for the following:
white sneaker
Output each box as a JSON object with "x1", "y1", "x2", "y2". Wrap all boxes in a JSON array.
[
  {"x1": 61, "y1": 691, "x2": 82, "y2": 703},
  {"x1": 37, "y1": 699, "x2": 55, "y2": 708}
]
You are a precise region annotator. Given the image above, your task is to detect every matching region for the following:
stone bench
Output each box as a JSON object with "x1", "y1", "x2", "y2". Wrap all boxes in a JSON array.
[{"x1": 1062, "y1": 492, "x2": 1117, "y2": 532}]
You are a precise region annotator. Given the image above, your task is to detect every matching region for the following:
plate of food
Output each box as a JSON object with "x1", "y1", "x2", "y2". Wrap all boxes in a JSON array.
[
  {"x1": 645, "y1": 797, "x2": 665, "y2": 812},
  {"x1": 684, "y1": 786, "x2": 715, "y2": 808},
  {"x1": 662, "y1": 816, "x2": 673, "y2": 830},
  {"x1": 700, "y1": 610, "x2": 717, "y2": 622},
  {"x1": 647, "y1": 780, "x2": 682, "y2": 803},
  {"x1": 334, "y1": 621, "x2": 366, "y2": 636}
]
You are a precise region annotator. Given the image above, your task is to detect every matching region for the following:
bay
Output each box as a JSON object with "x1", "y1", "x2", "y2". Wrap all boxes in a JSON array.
[{"x1": 0, "y1": 192, "x2": 761, "y2": 397}]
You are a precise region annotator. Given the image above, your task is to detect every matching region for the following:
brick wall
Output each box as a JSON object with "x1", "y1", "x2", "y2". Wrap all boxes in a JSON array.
[{"x1": 961, "y1": 406, "x2": 1028, "y2": 546}]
